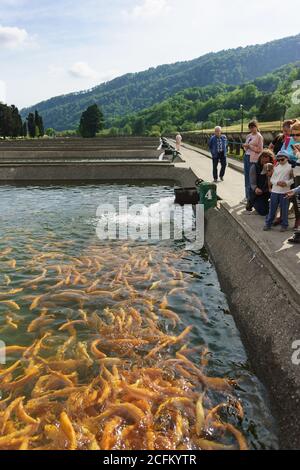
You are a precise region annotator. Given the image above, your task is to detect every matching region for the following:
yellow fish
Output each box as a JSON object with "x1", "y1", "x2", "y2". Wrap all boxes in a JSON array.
[
  {"x1": 195, "y1": 393, "x2": 205, "y2": 436},
  {"x1": 5, "y1": 315, "x2": 18, "y2": 330},
  {"x1": 23, "y1": 269, "x2": 47, "y2": 287},
  {"x1": 6, "y1": 259, "x2": 17, "y2": 269},
  {"x1": 0, "y1": 300, "x2": 20, "y2": 311},
  {"x1": 0, "y1": 288, "x2": 23, "y2": 298},
  {"x1": 0, "y1": 247, "x2": 13, "y2": 258},
  {"x1": 149, "y1": 280, "x2": 162, "y2": 291},
  {"x1": 4, "y1": 275, "x2": 11, "y2": 286},
  {"x1": 29, "y1": 294, "x2": 46, "y2": 311}
]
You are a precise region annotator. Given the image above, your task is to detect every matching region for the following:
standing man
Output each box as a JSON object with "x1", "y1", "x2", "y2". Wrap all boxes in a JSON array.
[
  {"x1": 208, "y1": 126, "x2": 228, "y2": 183},
  {"x1": 175, "y1": 132, "x2": 182, "y2": 152}
]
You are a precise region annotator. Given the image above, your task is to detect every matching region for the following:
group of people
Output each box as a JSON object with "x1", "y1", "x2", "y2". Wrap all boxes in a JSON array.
[{"x1": 208, "y1": 120, "x2": 300, "y2": 244}]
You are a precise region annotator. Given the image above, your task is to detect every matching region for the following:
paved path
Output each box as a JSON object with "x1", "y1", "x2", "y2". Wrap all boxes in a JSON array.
[{"x1": 173, "y1": 141, "x2": 300, "y2": 296}]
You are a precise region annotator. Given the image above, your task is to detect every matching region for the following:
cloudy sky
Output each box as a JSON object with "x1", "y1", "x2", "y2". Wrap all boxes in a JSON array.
[{"x1": 0, "y1": 0, "x2": 299, "y2": 109}]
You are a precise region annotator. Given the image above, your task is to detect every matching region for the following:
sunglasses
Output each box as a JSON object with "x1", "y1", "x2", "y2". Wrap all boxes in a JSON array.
[
  {"x1": 277, "y1": 158, "x2": 286, "y2": 162},
  {"x1": 290, "y1": 133, "x2": 300, "y2": 137}
]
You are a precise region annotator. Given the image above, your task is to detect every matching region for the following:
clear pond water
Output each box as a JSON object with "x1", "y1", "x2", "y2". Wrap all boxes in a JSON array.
[{"x1": 0, "y1": 184, "x2": 278, "y2": 450}]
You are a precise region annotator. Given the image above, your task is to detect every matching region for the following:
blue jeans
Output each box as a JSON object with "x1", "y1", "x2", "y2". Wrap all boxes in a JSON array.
[
  {"x1": 244, "y1": 154, "x2": 255, "y2": 199},
  {"x1": 265, "y1": 193, "x2": 289, "y2": 228}
]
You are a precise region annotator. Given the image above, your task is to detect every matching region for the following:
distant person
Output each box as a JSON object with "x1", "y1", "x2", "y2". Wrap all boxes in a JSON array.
[
  {"x1": 269, "y1": 119, "x2": 295, "y2": 155},
  {"x1": 175, "y1": 133, "x2": 182, "y2": 152},
  {"x1": 286, "y1": 185, "x2": 300, "y2": 244},
  {"x1": 242, "y1": 121, "x2": 264, "y2": 204},
  {"x1": 263, "y1": 151, "x2": 294, "y2": 232},
  {"x1": 208, "y1": 126, "x2": 228, "y2": 183},
  {"x1": 246, "y1": 149, "x2": 274, "y2": 216}
]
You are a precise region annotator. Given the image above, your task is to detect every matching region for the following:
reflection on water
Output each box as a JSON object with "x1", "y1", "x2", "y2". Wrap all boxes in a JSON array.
[{"x1": 0, "y1": 184, "x2": 278, "y2": 450}]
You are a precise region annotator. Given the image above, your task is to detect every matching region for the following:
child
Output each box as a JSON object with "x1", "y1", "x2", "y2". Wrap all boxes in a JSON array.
[
  {"x1": 286, "y1": 186, "x2": 300, "y2": 244},
  {"x1": 262, "y1": 162, "x2": 274, "y2": 192},
  {"x1": 264, "y1": 152, "x2": 294, "y2": 232}
]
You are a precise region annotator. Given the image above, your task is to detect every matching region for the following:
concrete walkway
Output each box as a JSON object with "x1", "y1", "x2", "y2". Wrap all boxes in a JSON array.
[{"x1": 173, "y1": 141, "x2": 300, "y2": 297}]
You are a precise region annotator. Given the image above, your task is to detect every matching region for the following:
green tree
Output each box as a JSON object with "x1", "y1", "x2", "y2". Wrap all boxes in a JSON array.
[
  {"x1": 79, "y1": 104, "x2": 104, "y2": 138},
  {"x1": 122, "y1": 124, "x2": 132, "y2": 136},
  {"x1": 133, "y1": 118, "x2": 145, "y2": 136},
  {"x1": 22, "y1": 121, "x2": 27, "y2": 137},
  {"x1": 11, "y1": 105, "x2": 23, "y2": 137},
  {"x1": 46, "y1": 128, "x2": 56, "y2": 137},
  {"x1": 0, "y1": 104, "x2": 12, "y2": 138},
  {"x1": 27, "y1": 113, "x2": 36, "y2": 138},
  {"x1": 108, "y1": 127, "x2": 119, "y2": 136},
  {"x1": 35, "y1": 110, "x2": 45, "y2": 137}
]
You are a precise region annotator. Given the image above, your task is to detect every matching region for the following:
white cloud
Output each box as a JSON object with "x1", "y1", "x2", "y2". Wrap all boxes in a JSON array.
[
  {"x1": 0, "y1": 24, "x2": 30, "y2": 48},
  {"x1": 125, "y1": 0, "x2": 170, "y2": 20},
  {"x1": 68, "y1": 61, "x2": 98, "y2": 79}
]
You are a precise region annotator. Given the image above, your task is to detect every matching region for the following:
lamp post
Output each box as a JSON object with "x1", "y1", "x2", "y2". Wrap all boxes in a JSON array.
[
  {"x1": 240, "y1": 105, "x2": 244, "y2": 133},
  {"x1": 224, "y1": 118, "x2": 231, "y2": 134}
]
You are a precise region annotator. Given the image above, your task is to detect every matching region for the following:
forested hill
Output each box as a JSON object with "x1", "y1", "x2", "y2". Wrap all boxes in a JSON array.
[
  {"x1": 21, "y1": 33, "x2": 300, "y2": 131},
  {"x1": 110, "y1": 63, "x2": 300, "y2": 136}
]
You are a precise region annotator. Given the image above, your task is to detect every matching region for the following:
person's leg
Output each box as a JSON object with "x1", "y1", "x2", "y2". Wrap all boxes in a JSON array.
[
  {"x1": 243, "y1": 154, "x2": 250, "y2": 199},
  {"x1": 280, "y1": 194, "x2": 289, "y2": 228},
  {"x1": 220, "y1": 154, "x2": 227, "y2": 179},
  {"x1": 292, "y1": 196, "x2": 300, "y2": 229},
  {"x1": 289, "y1": 196, "x2": 300, "y2": 242},
  {"x1": 254, "y1": 195, "x2": 269, "y2": 216},
  {"x1": 212, "y1": 158, "x2": 218, "y2": 181},
  {"x1": 265, "y1": 193, "x2": 279, "y2": 227}
]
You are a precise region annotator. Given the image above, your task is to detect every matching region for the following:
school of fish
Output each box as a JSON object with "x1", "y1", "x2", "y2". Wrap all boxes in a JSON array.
[{"x1": 0, "y1": 240, "x2": 248, "y2": 451}]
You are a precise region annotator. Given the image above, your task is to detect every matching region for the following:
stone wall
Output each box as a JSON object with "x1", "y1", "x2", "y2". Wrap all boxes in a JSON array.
[{"x1": 205, "y1": 203, "x2": 300, "y2": 449}]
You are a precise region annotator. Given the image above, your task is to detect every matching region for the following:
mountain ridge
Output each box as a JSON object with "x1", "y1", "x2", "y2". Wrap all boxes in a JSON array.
[{"x1": 21, "y1": 33, "x2": 300, "y2": 130}]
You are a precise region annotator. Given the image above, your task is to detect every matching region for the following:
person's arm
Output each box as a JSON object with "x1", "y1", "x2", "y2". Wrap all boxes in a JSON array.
[
  {"x1": 249, "y1": 165, "x2": 257, "y2": 191},
  {"x1": 208, "y1": 136, "x2": 214, "y2": 152},
  {"x1": 270, "y1": 167, "x2": 279, "y2": 186},
  {"x1": 249, "y1": 134, "x2": 264, "y2": 153},
  {"x1": 285, "y1": 169, "x2": 294, "y2": 188}
]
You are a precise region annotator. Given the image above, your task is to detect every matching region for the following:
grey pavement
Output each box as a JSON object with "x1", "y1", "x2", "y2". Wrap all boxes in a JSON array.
[{"x1": 173, "y1": 141, "x2": 300, "y2": 296}]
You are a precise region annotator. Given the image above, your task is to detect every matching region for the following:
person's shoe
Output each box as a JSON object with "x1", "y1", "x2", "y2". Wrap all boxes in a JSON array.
[
  {"x1": 294, "y1": 219, "x2": 300, "y2": 230},
  {"x1": 280, "y1": 227, "x2": 288, "y2": 233},
  {"x1": 246, "y1": 201, "x2": 253, "y2": 212},
  {"x1": 220, "y1": 177, "x2": 224, "y2": 182},
  {"x1": 288, "y1": 236, "x2": 300, "y2": 244},
  {"x1": 263, "y1": 226, "x2": 271, "y2": 231},
  {"x1": 213, "y1": 179, "x2": 218, "y2": 183},
  {"x1": 273, "y1": 218, "x2": 281, "y2": 227}
]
